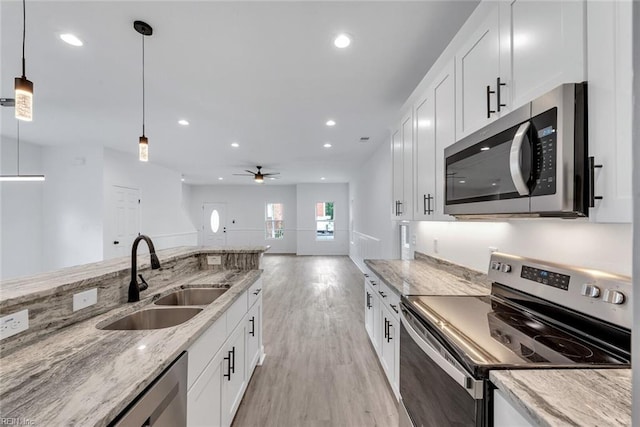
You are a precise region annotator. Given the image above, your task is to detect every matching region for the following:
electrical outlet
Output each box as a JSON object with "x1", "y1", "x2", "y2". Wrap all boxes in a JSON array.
[
  {"x1": 411, "y1": 234, "x2": 417, "y2": 245},
  {"x1": 433, "y1": 238, "x2": 439, "y2": 254},
  {"x1": 207, "y1": 255, "x2": 222, "y2": 265},
  {"x1": 0, "y1": 309, "x2": 29, "y2": 340},
  {"x1": 73, "y1": 288, "x2": 98, "y2": 312}
]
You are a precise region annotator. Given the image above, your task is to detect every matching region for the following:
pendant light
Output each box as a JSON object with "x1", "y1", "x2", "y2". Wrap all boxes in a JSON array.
[
  {"x1": 134, "y1": 21, "x2": 153, "y2": 162},
  {"x1": 0, "y1": 119, "x2": 45, "y2": 182},
  {"x1": 15, "y1": 0, "x2": 33, "y2": 121}
]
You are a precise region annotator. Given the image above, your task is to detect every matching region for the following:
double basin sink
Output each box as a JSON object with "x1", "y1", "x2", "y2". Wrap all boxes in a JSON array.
[{"x1": 100, "y1": 288, "x2": 228, "y2": 331}]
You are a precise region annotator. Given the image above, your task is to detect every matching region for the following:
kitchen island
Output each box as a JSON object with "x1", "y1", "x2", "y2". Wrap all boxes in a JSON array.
[{"x1": 0, "y1": 246, "x2": 267, "y2": 426}]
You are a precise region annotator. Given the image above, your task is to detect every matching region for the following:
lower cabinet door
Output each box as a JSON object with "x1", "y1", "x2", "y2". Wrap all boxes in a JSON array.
[
  {"x1": 380, "y1": 304, "x2": 398, "y2": 396},
  {"x1": 187, "y1": 350, "x2": 223, "y2": 427},
  {"x1": 364, "y1": 284, "x2": 375, "y2": 343},
  {"x1": 221, "y1": 321, "x2": 248, "y2": 427},
  {"x1": 246, "y1": 296, "x2": 262, "y2": 377}
]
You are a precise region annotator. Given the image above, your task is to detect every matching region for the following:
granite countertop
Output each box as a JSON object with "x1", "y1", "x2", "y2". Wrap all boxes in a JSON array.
[
  {"x1": 364, "y1": 253, "x2": 491, "y2": 296},
  {"x1": 0, "y1": 268, "x2": 261, "y2": 426},
  {"x1": 490, "y1": 369, "x2": 632, "y2": 427},
  {"x1": 0, "y1": 245, "x2": 269, "y2": 305}
]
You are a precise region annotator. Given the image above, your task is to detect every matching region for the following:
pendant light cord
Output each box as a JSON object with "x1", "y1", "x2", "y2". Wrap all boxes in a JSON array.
[
  {"x1": 21, "y1": 0, "x2": 26, "y2": 78},
  {"x1": 141, "y1": 32, "x2": 145, "y2": 136}
]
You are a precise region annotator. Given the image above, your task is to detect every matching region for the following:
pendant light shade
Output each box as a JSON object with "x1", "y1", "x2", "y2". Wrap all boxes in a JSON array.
[
  {"x1": 139, "y1": 135, "x2": 149, "y2": 162},
  {"x1": 134, "y1": 20, "x2": 153, "y2": 162},
  {"x1": 15, "y1": 0, "x2": 33, "y2": 121}
]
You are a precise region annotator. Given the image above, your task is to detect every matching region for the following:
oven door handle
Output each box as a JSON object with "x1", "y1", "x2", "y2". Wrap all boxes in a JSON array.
[
  {"x1": 400, "y1": 308, "x2": 483, "y2": 399},
  {"x1": 509, "y1": 121, "x2": 531, "y2": 196}
]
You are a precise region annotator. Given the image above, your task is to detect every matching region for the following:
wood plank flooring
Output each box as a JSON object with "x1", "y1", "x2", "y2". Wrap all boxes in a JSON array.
[{"x1": 232, "y1": 255, "x2": 399, "y2": 427}]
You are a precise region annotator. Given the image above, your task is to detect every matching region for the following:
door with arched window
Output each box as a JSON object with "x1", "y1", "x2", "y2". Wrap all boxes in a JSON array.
[{"x1": 202, "y1": 203, "x2": 227, "y2": 246}]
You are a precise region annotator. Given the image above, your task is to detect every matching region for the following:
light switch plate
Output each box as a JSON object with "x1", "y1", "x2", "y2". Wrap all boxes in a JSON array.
[
  {"x1": 207, "y1": 255, "x2": 222, "y2": 265},
  {"x1": 0, "y1": 309, "x2": 29, "y2": 340},
  {"x1": 73, "y1": 288, "x2": 98, "y2": 312}
]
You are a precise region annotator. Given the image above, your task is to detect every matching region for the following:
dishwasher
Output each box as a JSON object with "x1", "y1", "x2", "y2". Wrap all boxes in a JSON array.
[{"x1": 110, "y1": 352, "x2": 188, "y2": 427}]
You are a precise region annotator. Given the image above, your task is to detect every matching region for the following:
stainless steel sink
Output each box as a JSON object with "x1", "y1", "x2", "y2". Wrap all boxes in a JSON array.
[
  {"x1": 99, "y1": 307, "x2": 203, "y2": 330},
  {"x1": 154, "y1": 288, "x2": 228, "y2": 306}
]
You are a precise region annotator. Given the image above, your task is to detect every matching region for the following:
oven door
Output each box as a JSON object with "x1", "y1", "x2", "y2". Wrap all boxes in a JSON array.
[{"x1": 400, "y1": 306, "x2": 484, "y2": 427}]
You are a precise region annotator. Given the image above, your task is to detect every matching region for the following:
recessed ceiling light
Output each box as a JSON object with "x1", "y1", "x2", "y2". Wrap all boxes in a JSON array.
[
  {"x1": 326, "y1": 120, "x2": 336, "y2": 127},
  {"x1": 480, "y1": 146, "x2": 490, "y2": 151},
  {"x1": 334, "y1": 33, "x2": 352, "y2": 49},
  {"x1": 231, "y1": 142, "x2": 239, "y2": 148},
  {"x1": 269, "y1": 177, "x2": 276, "y2": 180},
  {"x1": 321, "y1": 177, "x2": 326, "y2": 181},
  {"x1": 178, "y1": 119, "x2": 189, "y2": 126},
  {"x1": 323, "y1": 143, "x2": 332, "y2": 148},
  {"x1": 459, "y1": 180, "x2": 466, "y2": 184},
  {"x1": 218, "y1": 177, "x2": 224, "y2": 180},
  {"x1": 60, "y1": 33, "x2": 83, "y2": 47},
  {"x1": 181, "y1": 177, "x2": 185, "y2": 182}
]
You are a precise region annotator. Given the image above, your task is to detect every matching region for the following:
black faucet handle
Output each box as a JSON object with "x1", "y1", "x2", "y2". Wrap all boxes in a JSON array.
[{"x1": 138, "y1": 274, "x2": 149, "y2": 291}]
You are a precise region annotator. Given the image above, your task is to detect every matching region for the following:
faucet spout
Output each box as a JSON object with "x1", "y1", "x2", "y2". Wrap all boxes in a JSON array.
[{"x1": 128, "y1": 235, "x2": 161, "y2": 303}]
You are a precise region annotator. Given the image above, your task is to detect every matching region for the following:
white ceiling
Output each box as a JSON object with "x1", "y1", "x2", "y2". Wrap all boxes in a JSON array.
[{"x1": 0, "y1": 1, "x2": 478, "y2": 185}]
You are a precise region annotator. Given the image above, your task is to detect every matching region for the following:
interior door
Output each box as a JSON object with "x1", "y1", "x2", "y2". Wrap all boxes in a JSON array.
[
  {"x1": 202, "y1": 203, "x2": 227, "y2": 246},
  {"x1": 111, "y1": 186, "x2": 139, "y2": 258}
]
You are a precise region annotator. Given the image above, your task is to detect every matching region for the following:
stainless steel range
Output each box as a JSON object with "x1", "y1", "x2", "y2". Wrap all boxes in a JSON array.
[{"x1": 399, "y1": 253, "x2": 632, "y2": 427}]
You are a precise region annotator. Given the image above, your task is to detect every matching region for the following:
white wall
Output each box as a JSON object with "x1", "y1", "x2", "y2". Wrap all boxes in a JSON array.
[
  {"x1": 631, "y1": 1, "x2": 639, "y2": 423},
  {"x1": 0, "y1": 139, "x2": 44, "y2": 279},
  {"x1": 187, "y1": 184, "x2": 297, "y2": 253},
  {"x1": 103, "y1": 148, "x2": 197, "y2": 257},
  {"x1": 349, "y1": 140, "x2": 398, "y2": 268},
  {"x1": 41, "y1": 145, "x2": 104, "y2": 271},
  {"x1": 414, "y1": 220, "x2": 632, "y2": 276},
  {"x1": 296, "y1": 183, "x2": 349, "y2": 255}
]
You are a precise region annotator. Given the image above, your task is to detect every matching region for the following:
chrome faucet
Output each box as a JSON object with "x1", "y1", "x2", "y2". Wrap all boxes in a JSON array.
[{"x1": 128, "y1": 235, "x2": 161, "y2": 302}]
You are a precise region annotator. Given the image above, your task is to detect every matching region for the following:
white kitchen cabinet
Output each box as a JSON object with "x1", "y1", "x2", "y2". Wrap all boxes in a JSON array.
[
  {"x1": 455, "y1": 7, "x2": 502, "y2": 139},
  {"x1": 379, "y1": 302, "x2": 399, "y2": 398},
  {"x1": 364, "y1": 281, "x2": 376, "y2": 346},
  {"x1": 391, "y1": 111, "x2": 413, "y2": 220},
  {"x1": 221, "y1": 321, "x2": 248, "y2": 427},
  {"x1": 188, "y1": 349, "x2": 224, "y2": 427},
  {"x1": 499, "y1": 0, "x2": 585, "y2": 112},
  {"x1": 246, "y1": 291, "x2": 263, "y2": 377},
  {"x1": 586, "y1": 0, "x2": 633, "y2": 223},
  {"x1": 493, "y1": 389, "x2": 534, "y2": 427},
  {"x1": 414, "y1": 61, "x2": 455, "y2": 221}
]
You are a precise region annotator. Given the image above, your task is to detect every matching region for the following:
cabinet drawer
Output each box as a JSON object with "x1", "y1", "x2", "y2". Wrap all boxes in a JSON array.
[
  {"x1": 188, "y1": 315, "x2": 226, "y2": 389},
  {"x1": 226, "y1": 291, "x2": 248, "y2": 335},
  {"x1": 248, "y1": 278, "x2": 263, "y2": 308},
  {"x1": 377, "y1": 281, "x2": 400, "y2": 320}
]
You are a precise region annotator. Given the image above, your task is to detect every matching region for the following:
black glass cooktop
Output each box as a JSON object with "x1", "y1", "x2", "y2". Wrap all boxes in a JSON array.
[{"x1": 403, "y1": 294, "x2": 630, "y2": 374}]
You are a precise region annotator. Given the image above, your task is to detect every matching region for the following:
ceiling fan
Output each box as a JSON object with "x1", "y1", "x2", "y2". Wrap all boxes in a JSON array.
[{"x1": 233, "y1": 166, "x2": 280, "y2": 183}]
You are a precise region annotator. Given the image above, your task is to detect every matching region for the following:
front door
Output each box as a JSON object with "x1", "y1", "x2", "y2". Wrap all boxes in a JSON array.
[
  {"x1": 111, "y1": 186, "x2": 140, "y2": 258},
  {"x1": 202, "y1": 203, "x2": 227, "y2": 246}
]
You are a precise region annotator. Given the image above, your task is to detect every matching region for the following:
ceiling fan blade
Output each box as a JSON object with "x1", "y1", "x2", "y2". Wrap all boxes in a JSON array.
[
  {"x1": 244, "y1": 169, "x2": 257, "y2": 174},
  {"x1": 233, "y1": 173, "x2": 254, "y2": 176},
  {"x1": 262, "y1": 172, "x2": 280, "y2": 176}
]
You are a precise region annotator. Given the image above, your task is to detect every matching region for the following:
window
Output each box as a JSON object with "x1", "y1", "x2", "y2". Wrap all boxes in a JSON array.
[
  {"x1": 316, "y1": 202, "x2": 334, "y2": 240},
  {"x1": 266, "y1": 203, "x2": 284, "y2": 239}
]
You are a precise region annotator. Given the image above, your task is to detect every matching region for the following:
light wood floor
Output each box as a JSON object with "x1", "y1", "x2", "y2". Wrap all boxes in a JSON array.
[{"x1": 232, "y1": 255, "x2": 399, "y2": 427}]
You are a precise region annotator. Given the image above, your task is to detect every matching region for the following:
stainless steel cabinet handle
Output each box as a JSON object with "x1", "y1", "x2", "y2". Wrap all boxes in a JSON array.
[
  {"x1": 253, "y1": 289, "x2": 262, "y2": 295},
  {"x1": 249, "y1": 317, "x2": 255, "y2": 337},
  {"x1": 509, "y1": 121, "x2": 531, "y2": 196},
  {"x1": 379, "y1": 291, "x2": 387, "y2": 298},
  {"x1": 390, "y1": 304, "x2": 398, "y2": 314}
]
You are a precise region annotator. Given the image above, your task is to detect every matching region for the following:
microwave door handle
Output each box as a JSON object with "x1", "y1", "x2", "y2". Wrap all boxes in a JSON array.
[{"x1": 509, "y1": 122, "x2": 531, "y2": 196}]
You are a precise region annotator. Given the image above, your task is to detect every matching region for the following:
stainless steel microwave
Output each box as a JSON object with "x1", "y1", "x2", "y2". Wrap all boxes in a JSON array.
[{"x1": 444, "y1": 83, "x2": 588, "y2": 218}]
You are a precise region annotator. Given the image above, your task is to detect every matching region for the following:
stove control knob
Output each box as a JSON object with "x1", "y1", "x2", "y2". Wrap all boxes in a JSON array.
[
  {"x1": 603, "y1": 289, "x2": 625, "y2": 305},
  {"x1": 581, "y1": 283, "x2": 601, "y2": 298},
  {"x1": 491, "y1": 262, "x2": 501, "y2": 271},
  {"x1": 501, "y1": 264, "x2": 512, "y2": 273}
]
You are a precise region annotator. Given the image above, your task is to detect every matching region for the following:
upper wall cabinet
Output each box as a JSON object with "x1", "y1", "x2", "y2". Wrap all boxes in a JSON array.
[
  {"x1": 456, "y1": 1, "x2": 586, "y2": 140},
  {"x1": 414, "y1": 61, "x2": 455, "y2": 221},
  {"x1": 498, "y1": 0, "x2": 586, "y2": 111},
  {"x1": 391, "y1": 111, "x2": 414, "y2": 220},
  {"x1": 455, "y1": 9, "x2": 502, "y2": 139},
  {"x1": 586, "y1": 0, "x2": 632, "y2": 223}
]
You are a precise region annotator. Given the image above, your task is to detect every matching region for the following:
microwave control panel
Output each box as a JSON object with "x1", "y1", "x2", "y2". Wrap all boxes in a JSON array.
[{"x1": 531, "y1": 107, "x2": 557, "y2": 196}]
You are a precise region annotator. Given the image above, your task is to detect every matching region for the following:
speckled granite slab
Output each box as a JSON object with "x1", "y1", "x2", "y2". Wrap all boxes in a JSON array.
[
  {"x1": 0, "y1": 269, "x2": 261, "y2": 427},
  {"x1": 364, "y1": 252, "x2": 490, "y2": 296},
  {"x1": 490, "y1": 369, "x2": 632, "y2": 427}
]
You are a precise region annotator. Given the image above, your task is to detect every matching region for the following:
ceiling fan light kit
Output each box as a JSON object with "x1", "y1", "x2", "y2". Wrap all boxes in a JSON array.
[
  {"x1": 134, "y1": 20, "x2": 153, "y2": 162},
  {"x1": 15, "y1": 0, "x2": 33, "y2": 122},
  {"x1": 233, "y1": 166, "x2": 280, "y2": 183}
]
